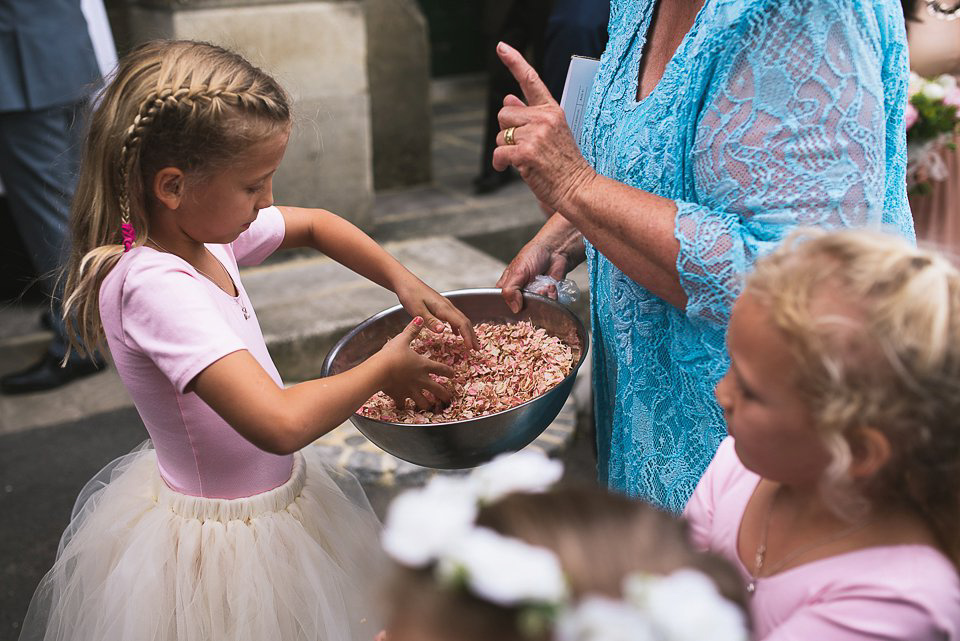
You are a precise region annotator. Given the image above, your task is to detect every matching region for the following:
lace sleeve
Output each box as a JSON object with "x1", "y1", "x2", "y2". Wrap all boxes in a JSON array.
[{"x1": 674, "y1": 0, "x2": 911, "y2": 327}]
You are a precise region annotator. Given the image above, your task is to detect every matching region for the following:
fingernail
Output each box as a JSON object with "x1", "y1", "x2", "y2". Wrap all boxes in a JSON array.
[
  {"x1": 413, "y1": 316, "x2": 424, "y2": 326},
  {"x1": 497, "y1": 41, "x2": 507, "y2": 53}
]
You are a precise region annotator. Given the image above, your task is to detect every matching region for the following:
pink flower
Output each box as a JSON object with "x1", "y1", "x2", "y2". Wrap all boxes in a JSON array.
[
  {"x1": 905, "y1": 102, "x2": 919, "y2": 130},
  {"x1": 945, "y1": 86, "x2": 960, "y2": 109}
]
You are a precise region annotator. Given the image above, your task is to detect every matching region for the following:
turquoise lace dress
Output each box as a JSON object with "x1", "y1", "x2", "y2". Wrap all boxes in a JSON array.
[{"x1": 580, "y1": 0, "x2": 914, "y2": 512}]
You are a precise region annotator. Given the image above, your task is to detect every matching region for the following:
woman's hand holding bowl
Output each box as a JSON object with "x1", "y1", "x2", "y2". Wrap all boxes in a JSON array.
[{"x1": 496, "y1": 216, "x2": 585, "y2": 314}]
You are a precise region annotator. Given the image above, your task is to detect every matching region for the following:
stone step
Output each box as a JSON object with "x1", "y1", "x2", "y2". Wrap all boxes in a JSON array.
[{"x1": 0, "y1": 235, "x2": 589, "y2": 437}]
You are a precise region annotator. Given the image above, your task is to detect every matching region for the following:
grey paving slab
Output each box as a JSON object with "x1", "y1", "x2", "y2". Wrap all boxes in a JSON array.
[{"x1": 372, "y1": 185, "x2": 468, "y2": 219}]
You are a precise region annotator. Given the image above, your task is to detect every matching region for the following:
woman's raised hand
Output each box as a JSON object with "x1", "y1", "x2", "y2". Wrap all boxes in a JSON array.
[
  {"x1": 377, "y1": 317, "x2": 456, "y2": 411},
  {"x1": 492, "y1": 42, "x2": 597, "y2": 213}
]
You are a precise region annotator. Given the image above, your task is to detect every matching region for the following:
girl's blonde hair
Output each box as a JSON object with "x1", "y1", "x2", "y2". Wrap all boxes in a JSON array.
[
  {"x1": 62, "y1": 40, "x2": 291, "y2": 356},
  {"x1": 383, "y1": 487, "x2": 746, "y2": 641},
  {"x1": 746, "y1": 229, "x2": 960, "y2": 564}
]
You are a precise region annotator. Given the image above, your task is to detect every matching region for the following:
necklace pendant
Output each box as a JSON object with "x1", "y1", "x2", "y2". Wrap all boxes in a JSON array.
[
  {"x1": 236, "y1": 297, "x2": 250, "y2": 320},
  {"x1": 746, "y1": 581, "x2": 756, "y2": 596}
]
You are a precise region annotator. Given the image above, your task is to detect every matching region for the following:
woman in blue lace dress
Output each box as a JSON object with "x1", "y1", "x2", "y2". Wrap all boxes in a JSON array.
[{"x1": 494, "y1": 0, "x2": 914, "y2": 512}]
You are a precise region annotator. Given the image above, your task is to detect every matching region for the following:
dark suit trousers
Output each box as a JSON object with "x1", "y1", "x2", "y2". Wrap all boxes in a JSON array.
[
  {"x1": 479, "y1": 0, "x2": 610, "y2": 178},
  {"x1": 479, "y1": 0, "x2": 553, "y2": 178},
  {"x1": 542, "y1": 0, "x2": 610, "y2": 101},
  {"x1": 0, "y1": 101, "x2": 85, "y2": 360}
]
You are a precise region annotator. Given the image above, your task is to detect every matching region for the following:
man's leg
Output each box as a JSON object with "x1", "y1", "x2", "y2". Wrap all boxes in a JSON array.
[
  {"x1": 541, "y1": 0, "x2": 610, "y2": 102},
  {"x1": 0, "y1": 102, "x2": 104, "y2": 394},
  {"x1": 475, "y1": 0, "x2": 553, "y2": 194}
]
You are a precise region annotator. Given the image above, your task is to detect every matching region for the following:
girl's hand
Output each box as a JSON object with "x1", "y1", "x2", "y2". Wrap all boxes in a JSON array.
[
  {"x1": 492, "y1": 42, "x2": 598, "y2": 214},
  {"x1": 377, "y1": 317, "x2": 456, "y2": 410},
  {"x1": 395, "y1": 278, "x2": 480, "y2": 351}
]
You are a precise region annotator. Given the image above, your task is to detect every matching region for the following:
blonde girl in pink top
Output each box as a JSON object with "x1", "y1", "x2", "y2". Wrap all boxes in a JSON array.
[
  {"x1": 685, "y1": 230, "x2": 960, "y2": 640},
  {"x1": 18, "y1": 40, "x2": 480, "y2": 641}
]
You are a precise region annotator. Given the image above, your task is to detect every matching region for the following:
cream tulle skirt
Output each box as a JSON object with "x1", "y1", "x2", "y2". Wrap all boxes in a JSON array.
[{"x1": 18, "y1": 443, "x2": 384, "y2": 641}]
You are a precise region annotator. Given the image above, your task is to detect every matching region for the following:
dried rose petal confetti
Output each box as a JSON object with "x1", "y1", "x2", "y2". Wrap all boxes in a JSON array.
[{"x1": 359, "y1": 320, "x2": 577, "y2": 424}]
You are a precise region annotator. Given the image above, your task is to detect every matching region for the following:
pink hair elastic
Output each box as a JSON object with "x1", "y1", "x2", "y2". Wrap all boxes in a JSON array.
[{"x1": 121, "y1": 222, "x2": 136, "y2": 252}]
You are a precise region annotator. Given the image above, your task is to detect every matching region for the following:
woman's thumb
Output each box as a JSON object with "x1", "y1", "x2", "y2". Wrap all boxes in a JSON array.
[{"x1": 505, "y1": 289, "x2": 523, "y2": 314}]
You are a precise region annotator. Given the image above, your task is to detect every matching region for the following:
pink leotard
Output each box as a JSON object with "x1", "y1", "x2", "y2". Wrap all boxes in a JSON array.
[
  {"x1": 685, "y1": 438, "x2": 960, "y2": 640},
  {"x1": 100, "y1": 206, "x2": 293, "y2": 499}
]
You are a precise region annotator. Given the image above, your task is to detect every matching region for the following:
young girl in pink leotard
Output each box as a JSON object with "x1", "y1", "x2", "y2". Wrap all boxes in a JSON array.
[{"x1": 19, "y1": 39, "x2": 478, "y2": 641}]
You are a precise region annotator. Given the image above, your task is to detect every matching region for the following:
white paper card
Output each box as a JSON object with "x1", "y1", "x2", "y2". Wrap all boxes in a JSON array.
[{"x1": 559, "y1": 56, "x2": 600, "y2": 150}]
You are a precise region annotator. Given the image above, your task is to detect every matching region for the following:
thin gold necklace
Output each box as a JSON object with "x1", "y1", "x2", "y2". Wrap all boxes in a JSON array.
[
  {"x1": 146, "y1": 238, "x2": 250, "y2": 320},
  {"x1": 747, "y1": 485, "x2": 871, "y2": 595}
]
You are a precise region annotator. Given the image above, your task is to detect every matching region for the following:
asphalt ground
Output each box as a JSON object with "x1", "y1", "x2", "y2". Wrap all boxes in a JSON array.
[{"x1": 0, "y1": 408, "x2": 146, "y2": 640}]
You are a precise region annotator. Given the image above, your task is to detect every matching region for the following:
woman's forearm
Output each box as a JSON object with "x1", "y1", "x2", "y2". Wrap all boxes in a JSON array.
[
  {"x1": 540, "y1": 212, "x2": 588, "y2": 266},
  {"x1": 558, "y1": 173, "x2": 687, "y2": 308}
]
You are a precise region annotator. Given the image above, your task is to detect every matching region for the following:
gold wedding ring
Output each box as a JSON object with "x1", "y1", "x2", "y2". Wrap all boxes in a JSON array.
[{"x1": 504, "y1": 126, "x2": 517, "y2": 146}]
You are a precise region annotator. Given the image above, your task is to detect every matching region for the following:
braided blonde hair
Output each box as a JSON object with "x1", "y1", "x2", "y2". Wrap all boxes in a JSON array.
[
  {"x1": 63, "y1": 40, "x2": 291, "y2": 357},
  {"x1": 746, "y1": 229, "x2": 960, "y2": 565}
]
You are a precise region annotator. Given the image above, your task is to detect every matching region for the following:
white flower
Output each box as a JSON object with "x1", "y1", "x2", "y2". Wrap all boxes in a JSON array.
[
  {"x1": 437, "y1": 527, "x2": 568, "y2": 606},
  {"x1": 626, "y1": 570, "x2": 749, "y2": 641},
  {"x1": 935, "y1": 74, "x2": 958, "y2": 92},
  {"x1": 555, "y1": 597, "x2": 657, "y2": 641},
  {"x1": 382, "y1": 475, "x2": 477, "y2": 567},
  {"x1": 908, "y1": 71, "x2": 926, "y2": 97},
  {"x1": 469, "y1": 450, "x2": 564, "y2": 503},
  {"x1": 922, "y1": 81, "x2": 947, "y2": 101}
]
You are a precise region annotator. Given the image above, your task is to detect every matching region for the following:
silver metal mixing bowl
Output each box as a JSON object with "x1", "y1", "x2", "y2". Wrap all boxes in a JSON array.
[{"x1": 321, "y1": 288, "x2": 589, "y2": 469}]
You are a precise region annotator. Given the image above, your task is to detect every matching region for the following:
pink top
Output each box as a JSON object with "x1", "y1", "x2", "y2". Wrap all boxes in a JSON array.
[
  {"x1": 100, "y1": 206, "x2": 293, "y2": 499},
  {"x1": 685, "y1": 438, "x2": 960, "y2": 640}
]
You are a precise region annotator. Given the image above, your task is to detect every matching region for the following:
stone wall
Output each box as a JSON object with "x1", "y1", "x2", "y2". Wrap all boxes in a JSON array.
[{"x1": 363, "y1": 0, "x2": 431, "y2": 190}]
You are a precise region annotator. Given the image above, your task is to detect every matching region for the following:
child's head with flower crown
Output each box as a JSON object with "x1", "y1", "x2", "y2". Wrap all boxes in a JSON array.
[{"x1": 378, "y1": 452, "x2": 749, "y2": 641}]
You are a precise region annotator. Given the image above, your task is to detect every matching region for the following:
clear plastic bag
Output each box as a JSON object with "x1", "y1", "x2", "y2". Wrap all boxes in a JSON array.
[{"x1": 523, "y1": 275, "x2": 580, "y2": 306}]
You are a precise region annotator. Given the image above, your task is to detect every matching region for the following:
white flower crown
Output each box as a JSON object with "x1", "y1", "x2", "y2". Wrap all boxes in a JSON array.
[{"x1": 382, "y1": 450, "x2": 749, "y2": 641}]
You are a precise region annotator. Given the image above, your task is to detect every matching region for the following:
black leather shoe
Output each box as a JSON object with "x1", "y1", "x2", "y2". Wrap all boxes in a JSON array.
[
  {"x1": 472, "y1": 169, "x2": 517, "y2": 195},
  {"x1": 1, "y1": 352, "x2": 106, "y2": 395}
]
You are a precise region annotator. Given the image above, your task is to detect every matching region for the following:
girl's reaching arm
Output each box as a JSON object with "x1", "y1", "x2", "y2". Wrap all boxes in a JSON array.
[
  {"x1": 190, "y1": 318, "x2": 454, "y2": 455},
  {"x1": 276, "y1": 205, "x2": 478, "y2": 349}
]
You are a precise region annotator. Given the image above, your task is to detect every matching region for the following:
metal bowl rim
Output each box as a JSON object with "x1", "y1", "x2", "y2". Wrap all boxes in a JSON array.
[{"x1": 321, "y1": 287, "x2": 589, "y2": 430}]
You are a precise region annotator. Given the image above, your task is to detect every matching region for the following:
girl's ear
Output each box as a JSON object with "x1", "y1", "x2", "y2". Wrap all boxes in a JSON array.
[
  {"x1": 848, "y1": 427, "x2": 892, "y2": 480},
  {"x1": 153, "y1": 167, "x2": 185, "y2": 210}
]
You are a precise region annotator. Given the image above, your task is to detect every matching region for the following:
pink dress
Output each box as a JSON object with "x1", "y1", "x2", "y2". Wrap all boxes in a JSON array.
[
  {"x1": 19, "y1": 206, "x2": 383, "y2": 641},
  {"x1": 685, "y1": 438, "x2": 960, "y2": 640},
  {"x1": 100, "y1": 205, "x2": 291, "y2": 498}
]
